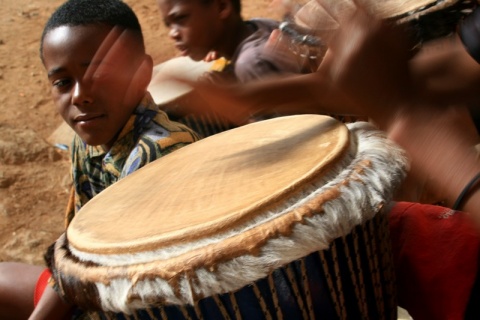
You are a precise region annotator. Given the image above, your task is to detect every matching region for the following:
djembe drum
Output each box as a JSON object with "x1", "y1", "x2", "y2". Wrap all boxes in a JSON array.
[{"x1": 48, "y1": 115, "x2": 408, "y2": 319}]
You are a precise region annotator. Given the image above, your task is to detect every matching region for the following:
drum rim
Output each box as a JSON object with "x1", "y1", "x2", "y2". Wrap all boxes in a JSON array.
[
  {"x1": 310, "y1": 0, "x2": 463, "y2": 15},
  {"x1": 294, "y1": 0, "x2": 466, "y2": 29},
  {"x1": 365, "y1": 0, "x2": 463, "y2": 18}
]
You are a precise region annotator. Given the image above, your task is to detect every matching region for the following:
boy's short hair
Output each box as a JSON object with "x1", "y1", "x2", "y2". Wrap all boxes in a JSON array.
[
  {"x1": 227, "y1": 0, "x2": 241, "y2": 14},
  {"x1": 201, "y1": 0, "x2": 241, "y2": 14},
  {"x1": 40, "y1": 0, "x2": 144, "y2": 59}
]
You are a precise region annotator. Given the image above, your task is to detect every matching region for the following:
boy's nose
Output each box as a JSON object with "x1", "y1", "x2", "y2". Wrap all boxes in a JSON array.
[
  {"x1": 72, "y1": 81, "x2": 93, "y2": 106},
  {"x1": 169, "y1": 27, "x2": 181, "y2": 41}
]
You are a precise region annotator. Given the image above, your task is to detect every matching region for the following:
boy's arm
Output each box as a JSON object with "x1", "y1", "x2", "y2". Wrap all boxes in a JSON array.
[
  {"x1": 28, "y1": 285, "x2": 73, "y2": 320},
  {"x1": 185, "y1": 71, "x2": 361, "y2": 125}
]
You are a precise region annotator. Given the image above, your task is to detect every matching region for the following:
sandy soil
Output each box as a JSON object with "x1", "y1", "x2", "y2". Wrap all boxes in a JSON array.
[{"x1": 0, "y1": 0, "x2": 278, "y2": 265}]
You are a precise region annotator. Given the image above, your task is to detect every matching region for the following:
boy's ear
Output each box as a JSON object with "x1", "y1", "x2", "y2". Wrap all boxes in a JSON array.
[
  {"x1": 217, "y1": 0, "x2": 233, "y2": 19},
  {"x1": 143, "y1": 54, "x2": 154, "y2": 86},
  {"x1": 144, "y1": 54, "x2": 154, "y2": 80}
]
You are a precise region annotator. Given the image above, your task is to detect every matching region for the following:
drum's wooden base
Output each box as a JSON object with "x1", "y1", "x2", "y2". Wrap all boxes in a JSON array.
[{"x1": 76, "y1": 213, "x2": 397, "y2": 320}]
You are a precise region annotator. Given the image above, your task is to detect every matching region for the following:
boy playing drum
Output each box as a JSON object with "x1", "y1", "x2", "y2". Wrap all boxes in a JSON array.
[{"x1": 0, "y1": 0, "x2": 198, "y2": 319}]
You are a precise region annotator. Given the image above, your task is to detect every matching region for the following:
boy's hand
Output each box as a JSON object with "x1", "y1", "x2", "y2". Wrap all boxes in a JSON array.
[
  {"x1": 318, "y1": 5, "x2": 416, "y2": 129},
  {"x1": 203, "y1": 51, "x2": 219, "y2": 62}
]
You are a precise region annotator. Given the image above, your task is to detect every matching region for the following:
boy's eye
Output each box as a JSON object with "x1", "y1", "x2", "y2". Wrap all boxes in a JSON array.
[
  {"x1": 171, "y1": 13, "x2": 189, "y2": 26},
  {"x1": 52, "y1": 78, "x2": 72, "y2": 91},
  {"x1": 175, "y1": 14, "x2": 188, "y2": 21}
]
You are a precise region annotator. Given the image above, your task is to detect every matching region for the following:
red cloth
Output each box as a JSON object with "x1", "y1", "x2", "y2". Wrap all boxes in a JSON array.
[
  {"x1": 389, "y1": 202, "x2": 480, "y2": 320},
  {"x1": 33, "y1": 268, "x2": 52, "y2": 307}
]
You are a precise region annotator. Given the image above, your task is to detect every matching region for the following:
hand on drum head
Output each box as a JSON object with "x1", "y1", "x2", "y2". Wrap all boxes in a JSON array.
[{"x1": 317, "y1": 3, "x2": 418, "y2": 129}]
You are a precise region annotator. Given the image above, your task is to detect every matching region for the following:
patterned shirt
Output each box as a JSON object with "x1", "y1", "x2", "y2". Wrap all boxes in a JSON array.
[{"x1": 65, "y1": 92, "x2": 198, "y2": 225}]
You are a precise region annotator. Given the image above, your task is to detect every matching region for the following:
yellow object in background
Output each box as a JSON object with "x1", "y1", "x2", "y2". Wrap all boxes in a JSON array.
[{"x1": 210, "y1": 57, "x2": 231, "y2": 72}]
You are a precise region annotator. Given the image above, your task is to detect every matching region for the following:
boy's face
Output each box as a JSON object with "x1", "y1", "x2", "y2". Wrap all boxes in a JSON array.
[
  {"x1": 158, "y1": 0, "x2": 224, "y2": 61},
  {"x1": 42, "y1": 24, "x2": 148, "y2": 150}
]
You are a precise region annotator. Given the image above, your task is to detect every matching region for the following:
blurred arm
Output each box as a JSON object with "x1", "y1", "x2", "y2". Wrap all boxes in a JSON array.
[{"x1": 28, "y1": 283, "x2": 72, "y2": 320}]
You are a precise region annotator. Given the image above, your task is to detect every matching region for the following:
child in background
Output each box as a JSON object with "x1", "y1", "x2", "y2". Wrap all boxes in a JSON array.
[
  {"x1": 157, "y1": 0, "x2": 308, "y2": 83},
  {"x1": 0, "y1": 0, "x2": 198, "y2": 319},
  {"x1": 151, "y1": 0, "x2": 316, "y2": 136}
]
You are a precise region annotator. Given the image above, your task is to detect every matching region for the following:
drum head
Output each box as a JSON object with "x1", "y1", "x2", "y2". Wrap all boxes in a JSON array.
[
  {"x1": 147, "y1": 56, "x2": 213, "y2": 105},
  {"x1": 294, "y1": 0, "x2": 459, "y2": 31},
  {"x1": 68, "y1": 115, "x2": 349, "y2": 254}
]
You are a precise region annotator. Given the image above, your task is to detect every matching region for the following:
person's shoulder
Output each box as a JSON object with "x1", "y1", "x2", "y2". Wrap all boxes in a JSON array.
[
  {"x1": 119, "y1": 93, "x2": 198, "y2": 155},
  {"x1": 120, "y1": 105, "x2": 198, "y2": 177},
  {"x1": 137, "y1": 99, "x2": 199, "y2": 147}
]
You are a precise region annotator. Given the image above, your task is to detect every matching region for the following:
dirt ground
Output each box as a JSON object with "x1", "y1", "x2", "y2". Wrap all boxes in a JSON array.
[{"x1": 0, "y1": 0, "x2": 279, "y2": 265}]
